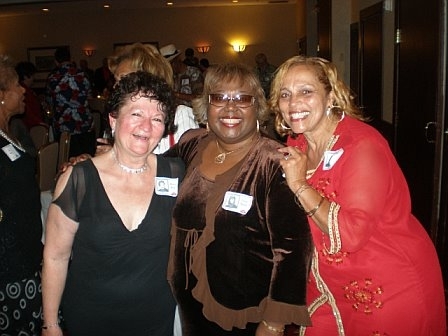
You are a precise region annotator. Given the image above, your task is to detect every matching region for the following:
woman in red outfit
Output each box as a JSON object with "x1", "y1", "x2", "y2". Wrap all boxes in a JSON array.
[{"x1": 270, "y1": 56, "x2": 446, "y2": 335}]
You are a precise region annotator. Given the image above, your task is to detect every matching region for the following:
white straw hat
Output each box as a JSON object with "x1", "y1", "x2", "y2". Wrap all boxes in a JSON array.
[{"x1": 159, "y1": 44, "x2": 181, "y2": 62}]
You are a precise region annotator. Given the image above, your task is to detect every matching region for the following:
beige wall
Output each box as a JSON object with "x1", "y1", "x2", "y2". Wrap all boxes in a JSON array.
[{"x1": 0, "y1": 4, "x2": 302, "y2": 70}]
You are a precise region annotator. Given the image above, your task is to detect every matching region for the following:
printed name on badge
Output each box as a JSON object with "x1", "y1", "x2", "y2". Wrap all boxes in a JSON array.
[
  {"x1": 2, "y1": 144, "x2": 21, "y2": 161},
  {"x1": 155, "y1": 177, "x2": 179, "y2": 197},
  {"x1": 222, "y1": 191, "x2": 253, "y2": 215}
]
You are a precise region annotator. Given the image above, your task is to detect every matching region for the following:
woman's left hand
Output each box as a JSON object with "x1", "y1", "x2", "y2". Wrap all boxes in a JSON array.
[{"x1": 278, "y1": 146, "x2": 308, "y2": 193}]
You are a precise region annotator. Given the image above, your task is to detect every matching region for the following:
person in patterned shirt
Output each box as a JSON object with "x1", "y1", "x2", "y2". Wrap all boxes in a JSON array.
[{"x1": 46, "y1": 46, "x2": 95, "y2": 157}]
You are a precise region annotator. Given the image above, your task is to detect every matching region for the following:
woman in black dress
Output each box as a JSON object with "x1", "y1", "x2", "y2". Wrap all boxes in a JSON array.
[
  {"x1": 0, "y1": 55, "x2": 43, "y2": 335},
  {"x1": 41, "y1": 72, "x2": 183, "y2": 336}
]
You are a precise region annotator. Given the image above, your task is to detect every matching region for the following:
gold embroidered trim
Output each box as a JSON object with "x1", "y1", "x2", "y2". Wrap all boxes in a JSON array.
[
  {"x1": 325, "y1": 202, "x2": 342, "y2": 254},
  {"x1": 299, "y1": 248, "x2": 345, "y2": 336}
]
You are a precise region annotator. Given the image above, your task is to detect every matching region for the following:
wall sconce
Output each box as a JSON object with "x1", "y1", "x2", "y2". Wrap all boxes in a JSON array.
[
  {"x1": 83, "y1": 49, "x2": 96, "y2": 57},
  {"x1": 196, "y1": 46, "x2": 211, "y2": 54},
  {"x1": 232, "y1": 44, "x2": 246, "y2": 53}
]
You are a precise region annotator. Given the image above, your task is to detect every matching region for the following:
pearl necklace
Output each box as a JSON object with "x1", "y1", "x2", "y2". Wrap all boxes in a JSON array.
[
  {"x1": 112, "y1": 148, "x2": 148, "y2": 174},
  {"x1": 0, "y1": 129, "x2": 26, "y2": 152}
]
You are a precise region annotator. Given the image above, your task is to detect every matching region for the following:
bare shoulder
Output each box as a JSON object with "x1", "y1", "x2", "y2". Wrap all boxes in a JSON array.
[{"x1": 53, "y1": 166, "x2": 73, "y2": 199}]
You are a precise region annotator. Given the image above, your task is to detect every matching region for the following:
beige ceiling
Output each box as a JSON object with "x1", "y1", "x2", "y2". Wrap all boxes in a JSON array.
[{"x1": 0, "y1": 0, "x2": 296, "y2": 17}]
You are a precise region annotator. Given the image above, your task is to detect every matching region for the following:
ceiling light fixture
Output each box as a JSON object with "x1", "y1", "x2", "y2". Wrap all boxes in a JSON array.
[
  {"x1": 83, "y1": 49, "x2": 96, "y2": 57},
  {"x1": 233, "y1": 44, "x2": 246, "y2": 53},
  {"x1": 196, "y1": 46, "x2": 211, "y2": 54}
]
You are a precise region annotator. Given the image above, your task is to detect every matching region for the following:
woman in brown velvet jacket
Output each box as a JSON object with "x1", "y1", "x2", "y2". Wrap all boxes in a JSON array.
[{"x1": 166, "y1": 63, "x2": 313, "y2": 335}]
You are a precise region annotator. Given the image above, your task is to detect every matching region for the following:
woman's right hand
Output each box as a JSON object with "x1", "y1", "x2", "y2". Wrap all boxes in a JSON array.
[
  {"x1": 58, "y1": 153, "x2": 92, "y2": 175},
  {"x1": 278, "y1": 146, "x2": 308, "y2": 193},
  {"x1": 57, "y1": 137, "x2": 113, "y2": 175}
]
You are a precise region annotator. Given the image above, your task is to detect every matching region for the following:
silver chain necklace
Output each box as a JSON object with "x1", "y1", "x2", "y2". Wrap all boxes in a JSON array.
[
  {"x1": 0, "y1": 129, "x2": 26, "y2": 152},
  {"x1": 112, "y1": 148, "x2": 148, "y2": 174}
]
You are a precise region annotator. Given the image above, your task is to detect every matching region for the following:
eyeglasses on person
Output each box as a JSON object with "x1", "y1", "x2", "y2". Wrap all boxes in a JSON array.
[{"x1": 208, "y1": 93, "x2": 255, "y2": 108}]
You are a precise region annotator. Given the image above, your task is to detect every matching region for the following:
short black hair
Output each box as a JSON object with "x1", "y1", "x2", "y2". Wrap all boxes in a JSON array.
[
  {"x1": 199, "y1": 58, "x2": 209, "y2": 68},
  {"x1": 185, "y1": 48, "x2": 194, "y2": 57},
  {"x1": 107, "y1": 71, "x2": 177, "y2": 137},
  {"x1": 15, "y1": 61, "x2": 37, "y2": 81}
]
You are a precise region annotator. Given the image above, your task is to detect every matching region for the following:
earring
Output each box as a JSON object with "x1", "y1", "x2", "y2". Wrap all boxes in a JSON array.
[
  {"x1": 0, "y1": 101, "x2": 4, "y2": 105},
  {"x1": 206, "y1": 122, "x2": 210, "y2": 132},
  {"x1": 327, "y1": 105, "x2": 345, "y2": 122},
  {"x1": 280, "y1": 120, "x2": 291, "y2": 130},
  {"x1": 111, "y1": 128, "x2": 115, "y2": 137},
  {"x1": 256, "y1": 120, "x2": 260, "y2": 133}
]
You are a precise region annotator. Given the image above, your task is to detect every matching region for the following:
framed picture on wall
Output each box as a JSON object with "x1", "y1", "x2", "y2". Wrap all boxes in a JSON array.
[
  {"x1": 27, "y1": 45, "x2": 69, "y2": 88},
  {"x1": 113, "y1": 42, "x2": 159, "y2": 52}
]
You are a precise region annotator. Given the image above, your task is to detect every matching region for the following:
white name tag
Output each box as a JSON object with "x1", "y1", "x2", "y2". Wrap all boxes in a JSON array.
[
  {"x1": 323, "y1": 148, "x2": 344, "y2": 170},
  {"x1": 222, "y1": 191, "x2": 253, "y2": 215},
  {"x1": 154, "y1": 177, "x2": 179, "y2": 197},
  {"x1": 2, "y1": 144, "x2": 21, "y2": 161}
]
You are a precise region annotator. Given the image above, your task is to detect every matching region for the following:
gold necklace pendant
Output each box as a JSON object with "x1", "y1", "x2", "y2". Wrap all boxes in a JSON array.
[
  {"x1": 214, "y1": 140, "x2": 240, "y2": 164},
  {"x1": 214, "y1": 152, "x2": 228, "y2": 164}
]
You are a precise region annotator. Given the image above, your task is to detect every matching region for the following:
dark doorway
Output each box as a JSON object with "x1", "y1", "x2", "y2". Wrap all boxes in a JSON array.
[
  {"x1": 316, "y1": 0, "x2": 331, "y2": 60},
  {"x1": 359, "y1": 2, "x2": 393, "y2": 144},
  {"x1": 394, "y1": 0, "x2": 440, "y2": 233}
]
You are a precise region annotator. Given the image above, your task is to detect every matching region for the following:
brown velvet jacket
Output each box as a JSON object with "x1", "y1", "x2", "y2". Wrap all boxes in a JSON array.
[{"x1": 167, "y1": 128, "x2": 313, "y2": 330}]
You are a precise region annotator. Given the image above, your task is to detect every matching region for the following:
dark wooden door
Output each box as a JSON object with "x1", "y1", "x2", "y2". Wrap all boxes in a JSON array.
[
  {"x1": 316, "y1": 0, "x2": 331, "y2": 60},
  {"x1": 359, "y1": 3, "x2": 393, "y2": 143},
  {"x1": 394, "y1": 0, "x2": 440, "y2": 232},
  {"x1": 431, "y1": 0, "x2": 448, "y2": 292},
  {"x1": 438, "y1": 112, "x2": 448, "y2": 289}
]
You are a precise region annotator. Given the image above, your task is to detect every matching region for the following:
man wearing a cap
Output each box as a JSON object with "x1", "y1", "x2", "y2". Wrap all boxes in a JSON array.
[{"x1": 160, "y1": 44, "x2": 204, "y2": 107}]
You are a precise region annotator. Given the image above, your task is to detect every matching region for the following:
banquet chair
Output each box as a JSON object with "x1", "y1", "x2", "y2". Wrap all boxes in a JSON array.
[
  {"x1": 29, "y1": 124, "x2": 49, "y2": 150},
  {"x1": 37, "y1": 141, "x2": 59, "y2": 191},
  {"x1": 58, "y1": 131, "x2": 71, "y2": 169},
  {"x1": 92, "y1": 110, "x2": 102, "y2": 138}
]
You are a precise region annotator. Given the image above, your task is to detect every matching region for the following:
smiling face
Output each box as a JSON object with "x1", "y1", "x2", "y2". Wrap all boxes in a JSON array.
[
  {"x1": 278, "y1": 64, "x2": 333, "y2": 135},
  {"x1": 110, "y1": 95, "x2": 166, "y2": 156},
  {"x1": 207, "y1": 78, "x2": 258, "y2": 146}
]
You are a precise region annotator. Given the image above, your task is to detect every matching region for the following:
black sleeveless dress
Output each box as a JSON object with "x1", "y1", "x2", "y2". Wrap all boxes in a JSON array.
[{"x1": 54, "y1": 156, "x2": 184, "y2": 336}]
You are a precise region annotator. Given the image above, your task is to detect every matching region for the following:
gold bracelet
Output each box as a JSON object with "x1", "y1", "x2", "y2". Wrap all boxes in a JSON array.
[
  {"x1": 261, "y1": 320, "x2": 285, "y2": 334},
  {"x1": 42, "y1": 321, "x2": 59, "y2": 329},
  {"x1": 294, "y1": 184, "x2": 312, "y2": 208},
  {"x1": 305, "y1": 195, "x2": 324, "y2": 217}
]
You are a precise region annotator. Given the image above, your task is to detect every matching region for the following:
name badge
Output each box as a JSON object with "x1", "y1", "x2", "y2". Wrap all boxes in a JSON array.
[
  {"x1": 2, "y1": 144, "x2": 21, "y2": 161},
  {"x1": 222, "y1": 191, "x2": 253, "y2": 215},
  {"x1": 323, "y1": 148, "x2": 344, "y2": 170},
  {"x1": 155, "y1": 177, "x2": 179, "y2": 197}
]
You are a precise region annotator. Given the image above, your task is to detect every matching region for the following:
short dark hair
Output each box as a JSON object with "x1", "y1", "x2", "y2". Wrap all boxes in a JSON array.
[
  {"x1": 15, "y1": 61, "x2": 37, "y2": 81},
  {"x1": 185, "y1": 48, "x2": 194, "y2": 57},
  {"x1": 107, "y1": 71, "x2": 177, "y2": 137},
  {"x1": 199, "y1": 58, "x2": 209, "y2": 68},
  {"x1": 54, "y1": 46, "x2": 71, "y2": 63}
]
